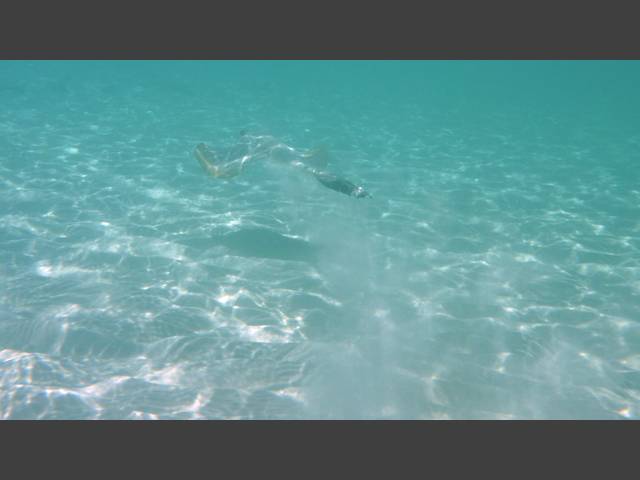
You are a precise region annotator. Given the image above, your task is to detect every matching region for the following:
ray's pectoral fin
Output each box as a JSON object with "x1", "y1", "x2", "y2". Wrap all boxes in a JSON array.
[{"x1": 301, "y1": 145, "x2": 330, "y2": 170}]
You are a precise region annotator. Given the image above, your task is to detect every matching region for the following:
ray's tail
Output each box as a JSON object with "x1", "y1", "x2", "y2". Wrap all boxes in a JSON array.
[{"x1": 194, "y1": 143, "x2": 244, "y2": 179}]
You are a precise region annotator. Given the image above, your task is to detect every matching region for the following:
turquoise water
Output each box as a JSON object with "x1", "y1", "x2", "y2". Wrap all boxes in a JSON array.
[{"x1": 1, "y1": 60, "x2": 639, "y2": 419}]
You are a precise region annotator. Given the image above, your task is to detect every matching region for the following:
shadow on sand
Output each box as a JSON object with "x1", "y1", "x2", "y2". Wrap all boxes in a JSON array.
[{"x1": 217, "y1": 227, "x2": 319, "y2": 262}]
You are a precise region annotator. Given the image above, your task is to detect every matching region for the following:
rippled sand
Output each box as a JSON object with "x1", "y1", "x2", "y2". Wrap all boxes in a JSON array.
[{"x1": 0, "y1": 62, "x2": 639, "y2": 419}]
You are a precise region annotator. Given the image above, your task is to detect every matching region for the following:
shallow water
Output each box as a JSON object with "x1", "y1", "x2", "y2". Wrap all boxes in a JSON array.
[{"x1": 1, "y1": 60, "x2": 639, "y2": 419}]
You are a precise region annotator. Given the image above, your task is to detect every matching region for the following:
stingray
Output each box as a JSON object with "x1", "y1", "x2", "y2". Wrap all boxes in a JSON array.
[{"x1": 194, "y1": 132, "x2": 371, "y2": 198}]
